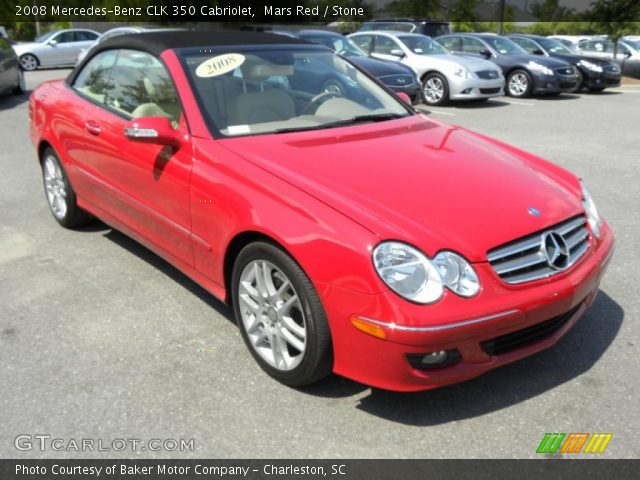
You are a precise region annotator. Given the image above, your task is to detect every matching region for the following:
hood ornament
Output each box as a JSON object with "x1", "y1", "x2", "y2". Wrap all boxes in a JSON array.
[{"x1": 528, "y1": 207, "x2": 541, "y2": 217}]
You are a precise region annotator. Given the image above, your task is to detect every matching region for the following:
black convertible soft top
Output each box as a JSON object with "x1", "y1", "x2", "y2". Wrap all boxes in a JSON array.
[{"x1": 69, "y1": 30, "x2": 313, "y2": 83}]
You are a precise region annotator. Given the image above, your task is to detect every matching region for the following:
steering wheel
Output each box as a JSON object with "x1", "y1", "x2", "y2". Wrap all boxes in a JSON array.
[{"x1": 303, "y1": 90, "x2": 343, "y2": 115}]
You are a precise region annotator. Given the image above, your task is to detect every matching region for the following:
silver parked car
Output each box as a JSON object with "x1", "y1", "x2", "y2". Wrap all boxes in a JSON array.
[
  {"x1": 13, "y1": 29, "x2": 99, "y2": 71},
  {"x1": 349, "y1": 31, "x2": 504, "y2": 106}
]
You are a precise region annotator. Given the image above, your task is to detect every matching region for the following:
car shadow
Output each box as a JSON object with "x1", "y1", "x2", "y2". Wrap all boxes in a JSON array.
[
  {"x1": 0, "y1": 91, "x2": 29, "y2": 111},
  {"x1": 535, "y1": 93, "x2": 581, "y2": 101},
  {"x1": 581, "y1": 90, "x2": 623, "y2": 96},
  {"x1": 451, "y1": 99, "x2": 510, "y2": 109},
  {"x1": 101, "y1": 227, "x2": 234, "y2": 323},
  {"x1": 307, "y1": 292, "x2": 622, "y2": 425}
]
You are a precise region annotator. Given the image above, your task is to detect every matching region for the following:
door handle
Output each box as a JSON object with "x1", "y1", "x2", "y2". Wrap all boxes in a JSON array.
[{"x1": 84, "y1": 120, "x2": 101, "y2": 135}]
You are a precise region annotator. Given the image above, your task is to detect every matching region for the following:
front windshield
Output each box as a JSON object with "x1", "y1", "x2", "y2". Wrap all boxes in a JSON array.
[
  {"x1": 301, "y1": 34, "x2": 366, "y2": 57},
  {"x1": 537, "y1": 37, "x2": 573, "y2": 55},
  {"x1": 484, "y1": 36, "x2": 526, "y2": 55},
  {"x1": 35, "y1": 31, "x2": 56, "y2": 43},
  {"x1": 398, "y1": 36, "x2": 449, "y2": 55},
  {"x1": 183, "y1": 48, "x2": 411, "y2": 137}
]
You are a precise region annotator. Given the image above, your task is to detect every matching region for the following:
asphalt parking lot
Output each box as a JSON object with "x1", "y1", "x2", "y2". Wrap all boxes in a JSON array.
[{"x1": 1, "y1": 69, "x2": 638, "y2": 459}]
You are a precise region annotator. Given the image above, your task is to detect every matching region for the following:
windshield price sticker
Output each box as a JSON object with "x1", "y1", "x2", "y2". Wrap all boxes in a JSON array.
[{"x1": 196, "y1": 54, "x2": 245, "y2": 78}]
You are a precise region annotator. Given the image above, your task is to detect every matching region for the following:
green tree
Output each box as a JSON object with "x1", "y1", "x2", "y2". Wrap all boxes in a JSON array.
[
  {"x1": 583, "y1": 0, "x2": 640, "y2": 57},
  {"x1": 386, "y1": 0, "x2": 444, "y2": 18},
  {"x1": 530, "y1": 0, "x2": 575, "y2": 21}
]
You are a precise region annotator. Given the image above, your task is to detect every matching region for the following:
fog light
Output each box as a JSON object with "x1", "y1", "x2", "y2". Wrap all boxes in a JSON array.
[
  {"x1": 461, "y1": 88, "x2": 472, "y2": 94},
  {"x1": 407, "y1": 349, "x2": 462, "y2": 370},
  {"x1": 422, "y1": 350, "x2": 448, "y2": 365}
]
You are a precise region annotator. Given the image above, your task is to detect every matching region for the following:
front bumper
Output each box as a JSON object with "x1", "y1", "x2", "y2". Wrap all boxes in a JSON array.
[
  {"x1": 583, "y1": 67, "x2": 622, "y2": 89},
  {"x1": 319, "y1": 223, "x2": 614, "y2": 392},
  {"x1": 449, "y1": 76, "x2": 504, "y2": 100},
  {"x1": 532, "y1": 71, "x2": 578, "y2": 93}
]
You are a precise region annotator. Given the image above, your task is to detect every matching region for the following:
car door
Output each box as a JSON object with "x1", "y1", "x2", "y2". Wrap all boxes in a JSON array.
[
  {"x1": 71, "y1": 48, "x2": 194, "y2": 266},
  {"x1": 44, "y1": 31, "x2": 78, "y2": 65},
  {"x1": 69, "y1": 31, "x2": 99, "y2": 64},
  {"x1": 370, "y1": 35, "x2": 406, "y2": 64}
]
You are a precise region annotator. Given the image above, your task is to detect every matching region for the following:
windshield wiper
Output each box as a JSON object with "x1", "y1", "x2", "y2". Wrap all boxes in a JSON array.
[{"x1": 273, "y1": 113, "x2": 407, "y2": 134}]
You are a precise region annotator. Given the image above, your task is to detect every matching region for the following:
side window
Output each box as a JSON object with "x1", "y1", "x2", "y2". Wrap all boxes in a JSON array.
[
  {"x1": 73, "y1": 50, "x2": 118, "y2": 103},
  {"x1": 511, "y1": 37, "x2": 537, "y2": 54},
  {"x1": 75, "y1": 31, "x2": 99, "y2": 42},
  {"x1": 439, "y1": 36, "x2": 462, "y2": 52},
  {"x1": 351, "y1": 34, "x2": 373, "y2": 53},
  {"x1": 104, "y1": 50, "x2": 182, "y2": 127},
  {"x1": 463, "y1": 37, "x2": 488, "y2": 54},
  {"x1": 54, "y1": 32, "x2": 75, "y2": 44},
  {"x1": 372, "y1": 36, "x2": 400, "y2": 55}
]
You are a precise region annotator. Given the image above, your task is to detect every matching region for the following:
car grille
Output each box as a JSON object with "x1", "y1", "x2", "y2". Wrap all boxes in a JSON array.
[
  {"x1": 476, "y1": 69, "x2": 500, "y2": 79},
  {"x1": 556, "y1": 67, "x2": 576, "y2": 76},
  {"x1": 480, "y1": 87, "x2": 501, "y2": 94},
  {"x1": 487, "y1": 215, "x2": 590, "y2": 284},
  {"x1": 379, "y1": 74, "x2": 415, "y2": 87},
  {"x1": 481, "y1": 302, "x2": 583, "y2": 356}
]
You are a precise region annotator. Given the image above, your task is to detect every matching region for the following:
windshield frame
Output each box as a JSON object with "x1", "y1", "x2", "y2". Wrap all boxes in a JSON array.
[
  {"x1": 178, "y1": 44, "x2": 415, "y2": 139},
  {"x1": 35, "y1": 31, "x2": 57, "y2": 43}
]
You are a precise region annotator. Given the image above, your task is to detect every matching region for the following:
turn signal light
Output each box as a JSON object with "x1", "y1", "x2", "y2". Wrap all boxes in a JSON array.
[{"x1": 350, "y1": 316, "x2": 386, "y2": 340}]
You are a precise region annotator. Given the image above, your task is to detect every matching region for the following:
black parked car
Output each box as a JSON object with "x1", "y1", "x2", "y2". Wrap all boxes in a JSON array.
[
  {"x1": 293, "y1": 29, "x2": 421, "y2": 103},
  {"x1": 437, "y1": 33, "x2": 578, "y2": 98},
  {"x1": 507, "y1": 34, "x2": 621, "y2": 92},
  {"x1": 0, "y1": 36, "x2": 24, "y2": 96},
  {"x1": 357, "y1": 19, "x2": 451, "y2": 37}
]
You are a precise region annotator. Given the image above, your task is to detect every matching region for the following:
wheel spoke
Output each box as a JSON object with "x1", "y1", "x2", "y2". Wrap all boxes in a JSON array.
[
  {"x1": 279, "y1": 294, "x2": 299, "y2": 317},
  {"x1": 279, "y1": 325, "x2": 305, "y2": 353},
  {"x1": 280, "y1": 316, "x2": 306, "y2": 342}
]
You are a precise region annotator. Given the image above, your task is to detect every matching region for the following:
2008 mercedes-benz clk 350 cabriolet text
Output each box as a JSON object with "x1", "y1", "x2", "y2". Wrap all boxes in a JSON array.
[{"x1": 30, "y1": 32, "x2": 614, "y2": 391}]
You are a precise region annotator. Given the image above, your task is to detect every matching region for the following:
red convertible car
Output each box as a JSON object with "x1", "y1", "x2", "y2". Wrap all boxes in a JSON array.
[{"x1": 29, "y1": 31, "x2": 613, "y2": 391}]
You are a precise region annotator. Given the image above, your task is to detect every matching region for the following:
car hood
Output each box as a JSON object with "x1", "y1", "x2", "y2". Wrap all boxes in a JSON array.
[
  {"x1": 413, "y1": 54, "x2": 495, "y2": 72},
  {"x1": 12, "y1": 42, "x2": 40, "y2": 54},
  {"x1": 348, "y1": 55, "x2": 414, "y2": 77},
  {"x1": 507, "y1": 54, "x2": 572, "y2": 68},
  {"x1": 217, "y1": 115, "x2": 582, "y2": 261}
]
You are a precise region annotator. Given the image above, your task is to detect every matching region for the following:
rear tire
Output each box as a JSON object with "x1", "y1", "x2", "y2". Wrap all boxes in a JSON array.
[
  {"x1": 232, "y1": 241, "x2": 333, "y2": 387},
  {"x1": 422, "y1": 72, "x2": 449, "y2": 106},
  {"x1": 507, "y1": 69, "x2": 533, "y2": 98},
  {"x1": 41, "y1": 148, "x2": 90, "y2": 228}
]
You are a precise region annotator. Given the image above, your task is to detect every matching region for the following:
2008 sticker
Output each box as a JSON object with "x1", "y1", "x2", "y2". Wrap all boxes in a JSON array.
[{"x1": 196, "y1": 54, "x2": 245, "y2": 78}]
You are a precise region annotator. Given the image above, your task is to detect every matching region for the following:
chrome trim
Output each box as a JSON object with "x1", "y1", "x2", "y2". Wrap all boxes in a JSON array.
[
  {"x1": 487, "y1": 215, "x2": 590, "y2": 285},
  {"x1": 356, "y1": 309, "x2": 520, "y2": 333}
]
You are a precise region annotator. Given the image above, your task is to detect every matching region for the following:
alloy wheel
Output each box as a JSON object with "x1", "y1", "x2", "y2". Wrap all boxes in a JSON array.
[
  {"x1": 238, "y1": 260, "x2": 307, "y2": 371},
  {"x1": 20, "y1": 54, "x2": 38, "y2": 71},
  {"x1": 43, "y1": 155, "x2": 68, "y2": 220},
  {"x1": 423, "y1": 77, "x2": 444, "y2": 104},
  {"x1": 508, "y1": 73, "x2": 528, "y2": 96}
]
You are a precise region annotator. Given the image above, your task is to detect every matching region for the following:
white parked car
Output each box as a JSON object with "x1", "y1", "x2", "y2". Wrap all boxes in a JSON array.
[
  {"x1": 13, "y1": 29, "x2": 99, "y2": 71},
  {"x1": 349, "y1": 31, "x2": 504, "y2": 106}
]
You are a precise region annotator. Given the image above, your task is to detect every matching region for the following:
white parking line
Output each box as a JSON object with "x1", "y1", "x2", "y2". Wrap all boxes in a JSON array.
[
  {"x1": 499, "y1": 99, "x2": 535, "y2": 106},
  {"x1": 415, "y1": 106, "x2": 456, "y2": 116},
  {"x1": 426, "y1": 109, "x2": 457, "y2": 116}
]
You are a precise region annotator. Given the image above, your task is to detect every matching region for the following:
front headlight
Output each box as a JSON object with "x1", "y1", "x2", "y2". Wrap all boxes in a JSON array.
[
  {"x1": 372, "y1": 242, "x2": 480, "y2": 304},
  {"x1": 453, "y1": 67, "x2": 474, "y2": 79},
  {"x1": 581, "y1": 181, "x2": 602, "y2": 239},
  {"x1": 528, "y1": 61, "x2": 554, "y2": 76},
  {"x1": 579, "y1": 60, "x2": 603, "y2": 72}
]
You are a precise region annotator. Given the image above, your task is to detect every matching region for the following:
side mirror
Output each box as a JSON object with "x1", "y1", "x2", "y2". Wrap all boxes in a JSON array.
[
  {"x1": 396, "y1": 92, "x2": 412, "y2": 105},
  {"x1": 124, "y1": 117, "x2": 178, "y2": 147},
  {"x1": 48, "y1": 39, "x2": 58, "y2": 46},
  {"x1": 479, "y1": 49, "x2": 492, "y2": 58},
  {"x1": 390, "y1": 48, "x2": 405, "y2": 58},
  {"x1": 532, "y1": 48, "x2": 544, "y2": 55}
]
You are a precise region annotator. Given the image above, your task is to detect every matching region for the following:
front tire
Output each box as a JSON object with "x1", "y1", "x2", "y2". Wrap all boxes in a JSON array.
[
  {"x1": 507, "y1": 69, "x2": 533, "y2": 98},
  {"x1": 41, "y1": 148, "x2": 89, "y2": 228},
  {"x1": 422, "y1": 72, "x2": 449, "y2": 106},
  {"x1": 19, "y1": 54, "x2": 39, "y2": 71},
  {"x1": 232, "y1": 242, "x2": 333, "y2": 387},
  {"x1": 568, "y1": 70, "x2": 584, "y2": 93}
]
